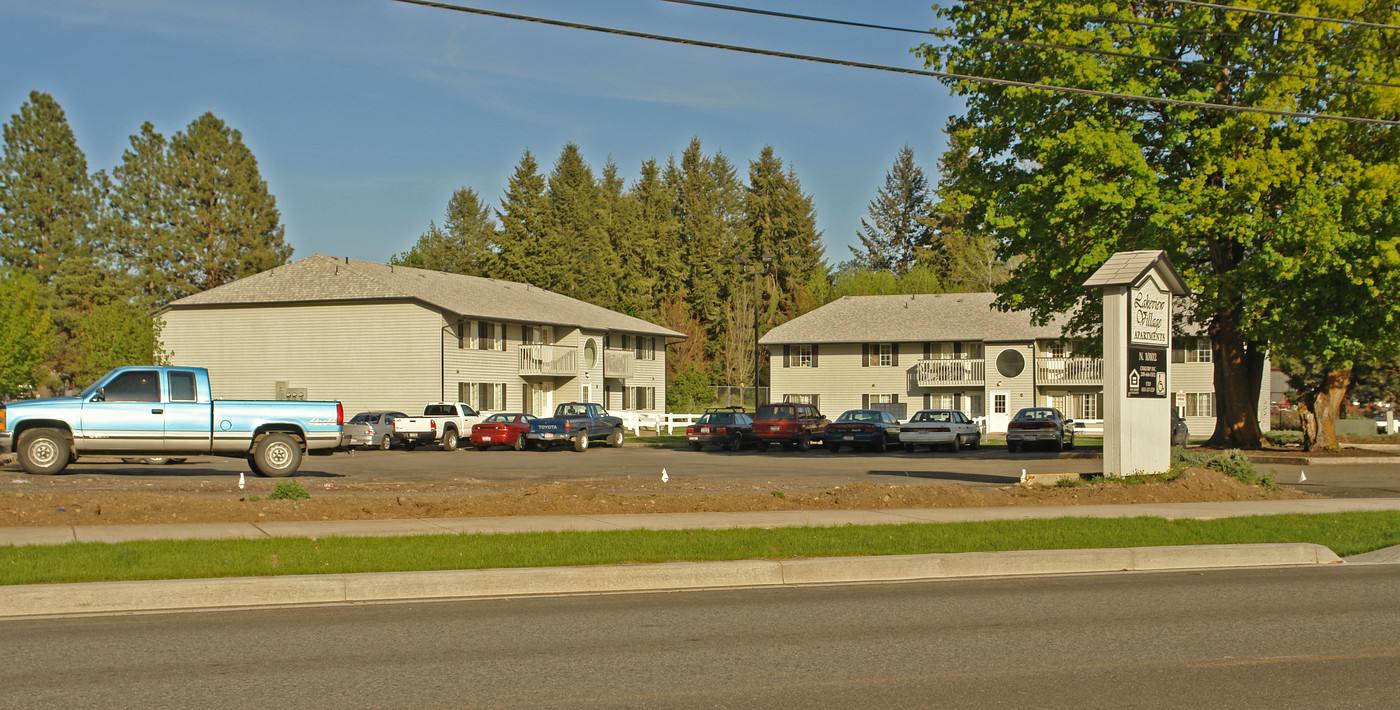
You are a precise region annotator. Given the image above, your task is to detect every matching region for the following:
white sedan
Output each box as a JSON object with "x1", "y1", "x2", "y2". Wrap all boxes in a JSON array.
[{"x1": 900, "y1": 409, "x2": 982, "y2": 452}]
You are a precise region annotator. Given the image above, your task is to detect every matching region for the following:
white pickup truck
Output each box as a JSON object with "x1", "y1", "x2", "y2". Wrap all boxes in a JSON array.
[{"x1": 392, "y1": 402, "x2": 484, "y2": 451}]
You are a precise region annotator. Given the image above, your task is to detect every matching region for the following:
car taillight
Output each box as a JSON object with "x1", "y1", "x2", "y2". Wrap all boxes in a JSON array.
[
  {"x1": 336, "y1": 402, "x2": 344, "y2": 426},
  {"x1": 930, "y1": 426, "x2": 950, "y2": 432},
  {"x1": 431, "y1": 419, "x2": 437, "y2": 430},
  {"x1": 686, "y1": 426, "x2": 696, "y2": 434}
]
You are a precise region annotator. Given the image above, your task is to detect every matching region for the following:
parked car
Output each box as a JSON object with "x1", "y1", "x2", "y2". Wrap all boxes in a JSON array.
[
  {"x1": 1171, "y1": 410, "x2": 1190, "y2": 447},
  {"x1": 900, "y1": 409, "x2": 982, "y2": 452},
  {"x1": 471, "y1": 413, "x2": 537, "y2": 451},
  {"x1": 826, "y1": 409, "x2": 901, "y2": 453},
  {"x1": 686, "y1": 406, "x2": 756, "y2": 451},
  {"x1": 526, "y1": 402, "x2": 625, "y2": 451},
  {"x1": 1005, "y1": 407, "x2": 1074, "y2": 452},
  {"x1": 1, "y1": 366, "x2": 343, "y2": 477},
  {"x1": 753, "y1": 402, "x2": 828, "y2": 451},
  {"x1": 344, "y1": 411, "x2": 408, "y2": 450},
  {"x1": 393, "y1": 402, "x2": 484, "y2": 451}
]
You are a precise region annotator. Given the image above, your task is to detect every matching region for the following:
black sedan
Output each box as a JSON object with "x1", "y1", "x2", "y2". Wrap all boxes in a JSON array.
[{"x1": 825, "y1": 409, "x2": 901, "y2": 453}]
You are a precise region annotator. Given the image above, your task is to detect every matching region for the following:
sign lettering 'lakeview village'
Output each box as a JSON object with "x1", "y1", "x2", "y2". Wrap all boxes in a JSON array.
[{"x1": 1128, "y1": 274, "x2": 1170, "y2": 398}]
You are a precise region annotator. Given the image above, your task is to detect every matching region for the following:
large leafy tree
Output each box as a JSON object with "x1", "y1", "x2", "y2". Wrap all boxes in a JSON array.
[
  {"x1": 919, "y1": 1, "x2": 1400, "y2": 449},
  {"x1": 0, "y1": 271, "x2": 54, "y2": 398},
  {"x1": 168, "y1": 112, "x2": 291, "y2": 294},
  {"x1": 71, "y1": 300, "x2": 165, "y2": 384},
  {"x1": 851, "y1": 145, "x2": 932, "y2": 274},
  {"x1": 393, "y1": 187, "x2": 498, "y2": 275}
]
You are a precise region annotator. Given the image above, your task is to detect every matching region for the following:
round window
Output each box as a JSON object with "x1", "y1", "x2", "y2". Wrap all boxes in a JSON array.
[
  {"x1": 995, "y1": 349, "x2": 1025, "y2": 378},
  {"x1": 584, "y1": 338, "x2": 598, "y2": 369}
]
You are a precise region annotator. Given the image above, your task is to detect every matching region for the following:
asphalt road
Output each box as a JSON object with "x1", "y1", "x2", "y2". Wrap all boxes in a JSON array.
[
  {"x1": 34, "y1": 443, "x2": 1400, "y2": 498},
  {"x1": 4, "y1": 564, "x2": 1397, "y2": 709}
]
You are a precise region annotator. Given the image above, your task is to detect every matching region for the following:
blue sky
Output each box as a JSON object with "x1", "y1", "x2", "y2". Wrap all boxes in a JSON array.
[{"x1": 2, "y1": 0, "x2": 962, "y2": 266}]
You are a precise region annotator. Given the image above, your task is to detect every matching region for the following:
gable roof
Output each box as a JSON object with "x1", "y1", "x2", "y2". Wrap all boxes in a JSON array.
[
  {"x1": 163, "y1": 255, "x2": 684, "y2": 338},
  {"x1": 759, "y1": 292, "x2": 1068, "y2": 345},
  {"x1": 1082, "y1": 250, "x2": 1189, "y2": 294}
]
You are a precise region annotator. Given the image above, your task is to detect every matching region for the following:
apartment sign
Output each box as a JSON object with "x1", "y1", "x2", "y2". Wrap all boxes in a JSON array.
[
  {"x1": 1129, "y1": 275, "x2": 1171, "y2": 346},
  {"x1": 1127, "y1": 346, "x2": 1168, "y2": 399}
]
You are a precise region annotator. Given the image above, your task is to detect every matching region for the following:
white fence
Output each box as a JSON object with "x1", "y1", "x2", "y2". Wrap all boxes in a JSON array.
[{"x1": 617, "y1": 411, "x2": 701, "y2": 435}]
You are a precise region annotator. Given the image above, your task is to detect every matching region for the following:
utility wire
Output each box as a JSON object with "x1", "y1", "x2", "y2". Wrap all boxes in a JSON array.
[
  {"x1": 658, "y1": 0, "x2": 1400, "y2": 91},
  {"x1": 956, "y1": 0, "x2": 1400, "y2": 55},
  {"x1": 385, "y1": 0, "x2": 1398, "y2": 125},
  {"x1": 1146, "y1": 0, "x2": 1400, "y2": 32}
]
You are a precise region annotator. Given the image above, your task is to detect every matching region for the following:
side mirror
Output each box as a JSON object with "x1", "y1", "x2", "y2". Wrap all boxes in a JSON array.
[{"x1": 91, "y1": 387, "x2": 106, "y2": 403}]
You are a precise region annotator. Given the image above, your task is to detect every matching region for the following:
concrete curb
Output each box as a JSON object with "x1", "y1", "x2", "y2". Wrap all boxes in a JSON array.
[{"x1": 0, "y1": 543, "x2": 1340, "y2": 618}]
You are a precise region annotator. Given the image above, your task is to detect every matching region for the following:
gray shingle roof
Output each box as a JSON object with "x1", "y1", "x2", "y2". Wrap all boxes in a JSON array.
[
  {"x1": 1082, "y1": 250, "x2": 1188, "y2": 294},
  {"x1": 758, "y1": 292, "x2": 1069, "y2": 345},
  {"x1": 164, "y1": 255, "x2": 684, "y2": 338}
]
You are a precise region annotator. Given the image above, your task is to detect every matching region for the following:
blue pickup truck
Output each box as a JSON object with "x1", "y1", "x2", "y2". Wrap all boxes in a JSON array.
[
  {"x1": 526, "y1": 402, "x2": 625, "y2": 452},
  {"x1": 0, "y1": 366, "x2": 343, "y2": 477}
]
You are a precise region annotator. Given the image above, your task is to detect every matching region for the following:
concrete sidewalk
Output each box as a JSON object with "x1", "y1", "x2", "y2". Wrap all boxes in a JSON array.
[{"x1": 3, "y1": 498, "x2": 1399, "y2": 619}]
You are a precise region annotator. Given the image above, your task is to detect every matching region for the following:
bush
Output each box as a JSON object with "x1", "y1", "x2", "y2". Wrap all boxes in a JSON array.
[
  {"x1": 1265, "y1": 430, "x2": 1304, "y2": 447},
  {"x1": 267, "y1": 480, "x2": 310, "y2": 500},
  {"x1": 1170, "y1": 447, "x2": 1276, "y2": 490}
]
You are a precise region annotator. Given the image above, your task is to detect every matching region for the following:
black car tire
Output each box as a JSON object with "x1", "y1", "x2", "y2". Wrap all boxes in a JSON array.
[
  {"x1": 728, "y1": 435, "x2": 742, "y2": 452},
  {"x1": 950, "y1": 434, "x2": 962, "y2": 453},
  {"x1": 873, "y1": 435, "x2": 887, "y2": 453},
  {"x1": 1008, "y1": 441, "x2": 1019, "y2": 453},
  {"x1": 756, "y1": 440, "x2": 770, "y2": 452},
  {"x1": 797, "y1": 434, "x2": 811, "y2": 452},
  {"x1": 607, "y1": 427, "x2": 624, "y2": 448},
  {"x1": 441, "y1": 429, "x2": 459, "y2": 452},
  {"x1": 828, "y1": 442, "x2": 840, "y2": 453},
  {"x1": 574, "y1": 432, "x2": 589, "y2": 452},
  {"x1": 514, "y1": 434, "x2": 527, "y2": 452},
  {"x1": 17, "y1": 428, "x2": 71, "y2": 476},
  {"x1": 1065, "y1": 432, "x2": 1075, "y2": 450},
  {"x1": 250, "y1": 432, "x2": 301, "y2": 478},
  {"x1": 379, "y1": 435, "x2": 392, "y2": 451},
  {"x1": 691, "y1": 442, "x2": 704, "y2": 451},
  {"x1": 904, "y1": 442, "x2": 916, "y2": 453}
]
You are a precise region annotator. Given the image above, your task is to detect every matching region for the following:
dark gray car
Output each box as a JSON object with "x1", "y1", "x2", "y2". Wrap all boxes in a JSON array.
[{"x1": 1005, "y1": 407, "x2": 1074, "y2": 452}]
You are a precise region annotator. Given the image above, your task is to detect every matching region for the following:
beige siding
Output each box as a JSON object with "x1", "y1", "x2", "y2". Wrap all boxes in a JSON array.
[
  {"x1": 768, "y1": 343, "x2": 915, "y2": 417},
  {"x1": 160, "y1": 302, "x2": 440, "y2": 415}
]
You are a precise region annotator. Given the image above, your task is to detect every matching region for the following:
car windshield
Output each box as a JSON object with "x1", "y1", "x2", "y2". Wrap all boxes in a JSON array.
[
  {"x1": 755, "y1": 405, "x2": 795, "y2": 420},
  {"x1": 912, "y1": 411, "x2": 952, "y2": 423},
  {"x1": 699, "y1": 413, "x2": 734, "y2": 425},
  {"x1": 836, "y1": 411, "x2": 879, "y2": 423},
  {"x1": 1014, "y1": 409, "x2": 1056, "y2": 421}
]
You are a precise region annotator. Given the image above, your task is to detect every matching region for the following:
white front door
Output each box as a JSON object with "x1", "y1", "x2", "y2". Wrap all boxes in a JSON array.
[
  {"x1": 989, "y1": 391, "x2": 1011, "y2": 433},
  {"x1": 581, "y1": 384, "x2": 593, "y2": 404}
]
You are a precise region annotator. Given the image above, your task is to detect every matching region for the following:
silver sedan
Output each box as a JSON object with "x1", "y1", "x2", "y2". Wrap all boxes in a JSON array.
[
  {"x1": 344, "y1": 411, "x2": 408, "y2": 450},
  {"x1": 900, "y1": 409, "x2": 982, "y2": 452}
]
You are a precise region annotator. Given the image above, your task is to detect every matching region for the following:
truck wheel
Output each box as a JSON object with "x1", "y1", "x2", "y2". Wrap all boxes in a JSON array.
[
  {"x1": 513, "y1": 434, "x2": 526, "y2": 452},
  {"x1": 573, "y1": 431, "x2": 589, "y2": 452},
  {"x1": 379, "y1": 435, "x2": 392, "y2": 451},
  {"x1": 441, "y1": 429, "x2": 459, "y2": 452},
  {"x1": 251, "y1": 432, "x2": 301, "y2": 477},
  {"x1": 607, "y1": 427, "x2": 624, "y2": 447},
  {"x1": 797, "y1": 434, "x2": 811, "y2": 452},
  {"x1": 17, "y1": 428, "x2": 71, "y2": 475}
]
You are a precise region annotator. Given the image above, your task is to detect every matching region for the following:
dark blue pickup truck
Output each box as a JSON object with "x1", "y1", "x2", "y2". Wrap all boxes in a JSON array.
[{"x1": 525, "y1": 402, "x2": 624, "y2": 452}]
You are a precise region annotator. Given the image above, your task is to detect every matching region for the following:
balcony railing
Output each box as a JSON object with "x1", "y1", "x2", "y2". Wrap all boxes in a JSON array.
[
  {"x1": 519, "y1": 344, "x2": 578, "y2": 376},
  {"x1": 604, "y1": 349, "x2": 635, "y2": 379},
  {"x1": 1036, "y1": 357, "x2": 1104, "y2": 385},
  {"x1": 912, "y1": 358, "x2": 985, "y2": 387}
]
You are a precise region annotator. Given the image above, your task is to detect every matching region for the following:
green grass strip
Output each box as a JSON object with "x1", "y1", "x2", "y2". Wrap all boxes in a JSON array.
[{"x1": 2, "y1": 511, "x2": 1397, "y2": 586}]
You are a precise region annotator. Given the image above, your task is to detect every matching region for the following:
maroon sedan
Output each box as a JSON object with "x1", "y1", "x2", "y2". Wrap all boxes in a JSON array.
[{"x1": 470, "y1": 413, "x2": 538, "y2": 451}]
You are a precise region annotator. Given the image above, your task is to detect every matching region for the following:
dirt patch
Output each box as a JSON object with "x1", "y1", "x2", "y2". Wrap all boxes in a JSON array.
[{"x1": 0, "y1": 467, "x2": 1307, "y2": 528}]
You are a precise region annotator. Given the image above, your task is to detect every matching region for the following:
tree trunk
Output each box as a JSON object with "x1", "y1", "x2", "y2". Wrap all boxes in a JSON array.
[
  {"x1": 1297, "y1": 367, "x2": 1350, "y2": 452},
  {"x1": 1205, "y1": 317, "x2": 1264, "y2": 448}
]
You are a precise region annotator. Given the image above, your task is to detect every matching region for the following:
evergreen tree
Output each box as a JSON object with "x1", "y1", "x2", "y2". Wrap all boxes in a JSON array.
[
  {"x1": 491, "y1": 149, "x2": 547, "y2": 285},
  {"x1": 633, "y1": 159, "x2": 683, "y2": 304},
  {"x1": 669, "y1": 138, "x2": 744, "y2": 359},
  {"x1": 851, "y1": 145, "x2": 931, "y2": 274},
  {"x1": 744, "y1": 146, "x2": 826, "y2": 320},
  {"x1": 110, "y1": 122, "x2": 183, "y2": 308},
  {"x1": 168, "y1": 112, "x2": 291, "y2": 294},
  {"x1": 0, "y1": 271, "x2": 54, "y2": 398},
  {"x1": 541, "y1": 143, "x2": 616, "y2": 304},
  {"x1": 393, "y1": 187, "x2": 497, "y2": 275}
]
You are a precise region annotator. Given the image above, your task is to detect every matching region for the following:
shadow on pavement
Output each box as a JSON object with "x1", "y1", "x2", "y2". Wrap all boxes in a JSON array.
[{"x1": 867, "y1": 469, "x2": 1020, "y2": 485}]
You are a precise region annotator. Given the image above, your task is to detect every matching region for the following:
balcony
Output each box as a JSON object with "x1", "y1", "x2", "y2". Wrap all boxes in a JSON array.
[
  {"x1": 604, "y1": 349, "x2": 635, "y2": 379},
  {"x1": 519, "y1": 344, "x2": 578, "y2": 376},
  {"x1": 912, "y1": 358, "x2": 985, "y2": 387},
  {"x1": 1036, "y1": 357, "x2": 1103, "y2": 385}
]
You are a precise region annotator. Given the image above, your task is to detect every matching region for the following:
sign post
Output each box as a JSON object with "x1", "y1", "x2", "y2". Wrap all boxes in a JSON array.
[{"x1": 1084, "y1": 251, "x2": 1188, "y2": 476}]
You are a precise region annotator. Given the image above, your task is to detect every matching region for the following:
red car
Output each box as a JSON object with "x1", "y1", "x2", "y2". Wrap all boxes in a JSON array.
[
  {"x1": 470, "y1": 413, "x2": 538, "y2": 451},
  {"x1": 753, "y1": 402, "x2": 828, "y2": 451}
]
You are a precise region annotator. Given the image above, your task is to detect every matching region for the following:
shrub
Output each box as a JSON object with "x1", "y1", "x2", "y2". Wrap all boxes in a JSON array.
[
  {"x1": 1170, "y1": 447, "x2": 1276, "y2": 490},
  {"x1": 1264, "y1": 430, "x2": 1304, "y2": 447},
  {"x1": 267, "y1": 480, "x2": 310, "y2": 500}
]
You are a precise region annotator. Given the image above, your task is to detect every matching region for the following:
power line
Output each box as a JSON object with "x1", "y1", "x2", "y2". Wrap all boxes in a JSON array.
[
  {"x1": 384, "y1": 0, "x2": 1398, "y2": 126},
  {"x1": 658, "y1": 0, "x2": 1400, "y2": 90},
  {"x1": 1147, "y1": 0, "x2": 1400, "y2": 32},
  {"x1": 956, "y1": 0, "x2": 1400, "y2": 56}
]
